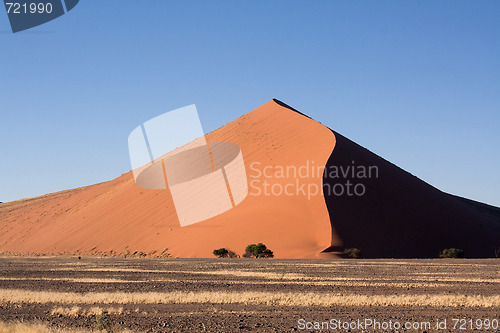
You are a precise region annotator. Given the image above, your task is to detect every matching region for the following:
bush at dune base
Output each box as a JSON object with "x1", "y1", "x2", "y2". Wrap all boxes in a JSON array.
[
  {"x1": 440, "y1": 248, "x2": 465, "y2": 258},
  {"x1": 343, "y1": 248, "x2": 362, "y2": 258},
  {"x1": 213, "y1": 248, "x2": 238, "y2": 258},
  {"x1": 243, "y1": 243, "x2": 274, "y2": 258}
]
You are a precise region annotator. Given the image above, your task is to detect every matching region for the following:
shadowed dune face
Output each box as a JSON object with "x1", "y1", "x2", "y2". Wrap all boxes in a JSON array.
[
  {"x1": 0, "y1": 100, "x2": 334, "y2": 258},
  {"x1": 322, "y1": 131, "x2": 500, "y2": 258}
]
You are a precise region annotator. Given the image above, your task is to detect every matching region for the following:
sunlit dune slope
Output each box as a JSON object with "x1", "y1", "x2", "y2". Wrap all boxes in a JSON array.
[{"x1": 0, "y1": 100, "x2": 334, "y2": 258}]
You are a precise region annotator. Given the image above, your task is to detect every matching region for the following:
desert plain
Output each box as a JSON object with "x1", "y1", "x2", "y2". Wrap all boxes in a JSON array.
[{"x1": 0, "y1": 256, "x2": 498, "y2": 332}]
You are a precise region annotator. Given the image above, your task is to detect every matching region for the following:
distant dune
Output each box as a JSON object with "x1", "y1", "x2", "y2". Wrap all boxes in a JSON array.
[{"x1": 1, "y1": 100, "x2": 499, "y2": 258}]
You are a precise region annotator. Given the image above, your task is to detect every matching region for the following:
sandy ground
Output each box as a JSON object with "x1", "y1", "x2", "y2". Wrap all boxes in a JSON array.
[{"x1": 0, "y1": 257, "x2": 498, "y2": 332}]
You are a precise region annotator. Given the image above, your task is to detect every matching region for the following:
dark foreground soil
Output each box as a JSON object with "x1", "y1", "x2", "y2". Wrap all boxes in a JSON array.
[{"x1": 0, "y1": 257, "x2": 498, "y2": 332}]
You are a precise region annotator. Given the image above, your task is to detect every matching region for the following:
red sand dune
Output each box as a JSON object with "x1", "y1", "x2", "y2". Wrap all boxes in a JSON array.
[
  {"x1": 1, "y1": 99, "x2": 499, "y2": 258},
  {"x1": 0, "y1": 100, "x2": 334, "y2": 258}
]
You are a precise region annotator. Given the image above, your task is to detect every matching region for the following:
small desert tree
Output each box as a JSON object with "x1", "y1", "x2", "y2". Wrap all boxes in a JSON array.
[
  {"x1": 343, "y1": 248, "x2": 362, "y2": 259},
  {"x1": 440, "y1": 248, "x2": 464, "y2": 258},
  {"x1": 213, "y1": 248, "x2": 238, "y2": 258},
  {"x1": 243, "y1": 243, "x2": 274, "y2": 258}
]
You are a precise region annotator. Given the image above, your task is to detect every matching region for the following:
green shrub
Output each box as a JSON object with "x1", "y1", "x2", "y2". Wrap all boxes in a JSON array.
[
  {"x1": 440, "y1": 248, "x2": 464, "y2": 258},
  {"x1": 96, "y1": 315, "x2": 104, "y2": 331},
  {"x1": 213, "y1": 248, "x2": 238, "y2": 258},
  {"x1": 95, "y1": 314, "x2": 127, "y2": 332},
  {"x1": 343, "y1": 248, "x2": 362, "y2": 259},
  {"x1": 243, "y1": 243, "x2": 274, "y2": 258}
]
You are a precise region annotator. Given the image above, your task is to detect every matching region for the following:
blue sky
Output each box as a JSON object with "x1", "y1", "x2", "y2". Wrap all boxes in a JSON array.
[{"x1": 0, "y1": 1, "x2": 499, "y2": 206}]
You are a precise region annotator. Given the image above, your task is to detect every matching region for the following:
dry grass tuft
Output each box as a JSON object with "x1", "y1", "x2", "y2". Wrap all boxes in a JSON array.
[
  {"x1": 1, "y1": 289, "x2": 498, "y2": 308},
  {"x1": 0, "y1": 321, "x2": 112, "y2": 333},
  {"x1": 50, "y1": 306, "x2": 123, "y2": 317},
  {"x1": 0, "y1": 277, "x2": 141, "y2": 284},
  {"x1": 50, "y1": 306, "x2": 82, "y2": 316},
  {"x1": 2, "y1": 274, "x2": 496, "y2": 284}
]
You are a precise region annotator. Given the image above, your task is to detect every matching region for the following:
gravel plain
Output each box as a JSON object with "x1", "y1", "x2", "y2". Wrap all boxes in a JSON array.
[{"x1": 0, "y1": 257, "x2": 498, "y2": 332}]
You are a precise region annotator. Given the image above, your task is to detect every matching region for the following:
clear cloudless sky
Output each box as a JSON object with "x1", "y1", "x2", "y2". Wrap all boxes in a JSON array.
[{"x1": 0, "y1": 1, "x2": 499, "y2": 206}]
